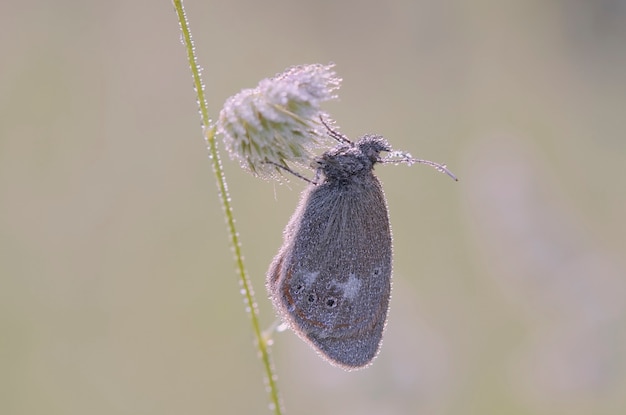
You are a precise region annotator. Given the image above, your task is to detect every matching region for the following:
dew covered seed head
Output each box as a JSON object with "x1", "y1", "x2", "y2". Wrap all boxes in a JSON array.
[{"x1": 217, "y1": 64, "x2": 341, "y2": 180}]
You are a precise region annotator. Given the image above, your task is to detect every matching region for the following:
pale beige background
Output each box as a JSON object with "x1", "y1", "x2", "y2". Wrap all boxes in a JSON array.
[{"x1": 2, "y1": 1, "x2": 625, "y2": 414}]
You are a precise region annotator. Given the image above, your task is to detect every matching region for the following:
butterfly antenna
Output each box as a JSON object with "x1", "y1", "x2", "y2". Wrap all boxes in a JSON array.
[
  {"x1": 263, "y1": 161, "x2": 317, "y2": 184},
  {"x1": 412, "y1": 158, "x2": 458, "y2": 181},
  {"x1": 383, "y1": 153, "x2": 458, "y2": 181},
  {"x1": 319, "y1": 115, "x2": 352, "y2": 144}
]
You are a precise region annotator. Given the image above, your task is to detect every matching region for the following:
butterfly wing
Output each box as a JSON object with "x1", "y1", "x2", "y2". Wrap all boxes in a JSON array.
[{"x1": 267, "y1": 175, "x2": 392, "y2": 369}]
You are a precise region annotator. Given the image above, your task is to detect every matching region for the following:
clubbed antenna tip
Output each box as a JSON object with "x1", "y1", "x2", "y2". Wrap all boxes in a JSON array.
[{"x1": 412, "y1": 158, "x2": 458, "y2": 181}]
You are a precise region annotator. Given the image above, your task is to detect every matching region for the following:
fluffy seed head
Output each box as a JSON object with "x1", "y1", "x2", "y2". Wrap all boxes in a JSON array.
[{"x1": 217, "y1": 64, "x2": 341, "y2": 179}]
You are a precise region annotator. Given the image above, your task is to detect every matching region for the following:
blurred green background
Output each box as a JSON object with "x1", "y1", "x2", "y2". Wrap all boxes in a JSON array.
[{"x1": 2, "y1": 1, "x2": 625, "y2": 414}]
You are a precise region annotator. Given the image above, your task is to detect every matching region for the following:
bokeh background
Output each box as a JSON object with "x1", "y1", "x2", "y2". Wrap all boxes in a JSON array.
[{"x1": 2, "y1": 1, "x2": 625, "y2": 414}]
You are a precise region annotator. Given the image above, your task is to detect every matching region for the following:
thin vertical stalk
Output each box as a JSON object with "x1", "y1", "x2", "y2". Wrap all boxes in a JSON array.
[{"x1": 172, "y1": 1, "x2": 283, "y2": 413}]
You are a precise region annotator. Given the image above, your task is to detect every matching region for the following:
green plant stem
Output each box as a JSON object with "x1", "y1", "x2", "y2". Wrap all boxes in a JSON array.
[{"x1": 172, "y1": 1, "x2": 283, "y2": 414}]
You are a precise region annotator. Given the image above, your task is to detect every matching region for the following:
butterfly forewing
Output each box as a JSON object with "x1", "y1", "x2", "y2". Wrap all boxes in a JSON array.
[{"x1": 267, "y1": 173, "x2": 392, "y2": 368}]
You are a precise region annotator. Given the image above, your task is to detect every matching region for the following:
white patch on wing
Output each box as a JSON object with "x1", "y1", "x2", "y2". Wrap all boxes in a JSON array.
[
  {"x1": 302, "y1": 271, "x2": 319, "y2": 288},
  {"x1": 334, "y1": 273, "x2": 362, "y2": 300}
]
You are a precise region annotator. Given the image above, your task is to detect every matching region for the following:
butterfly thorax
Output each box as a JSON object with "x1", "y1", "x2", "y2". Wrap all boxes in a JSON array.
[{"x1": 314, "y1": 135, "x2": 391, "y2": 183}]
